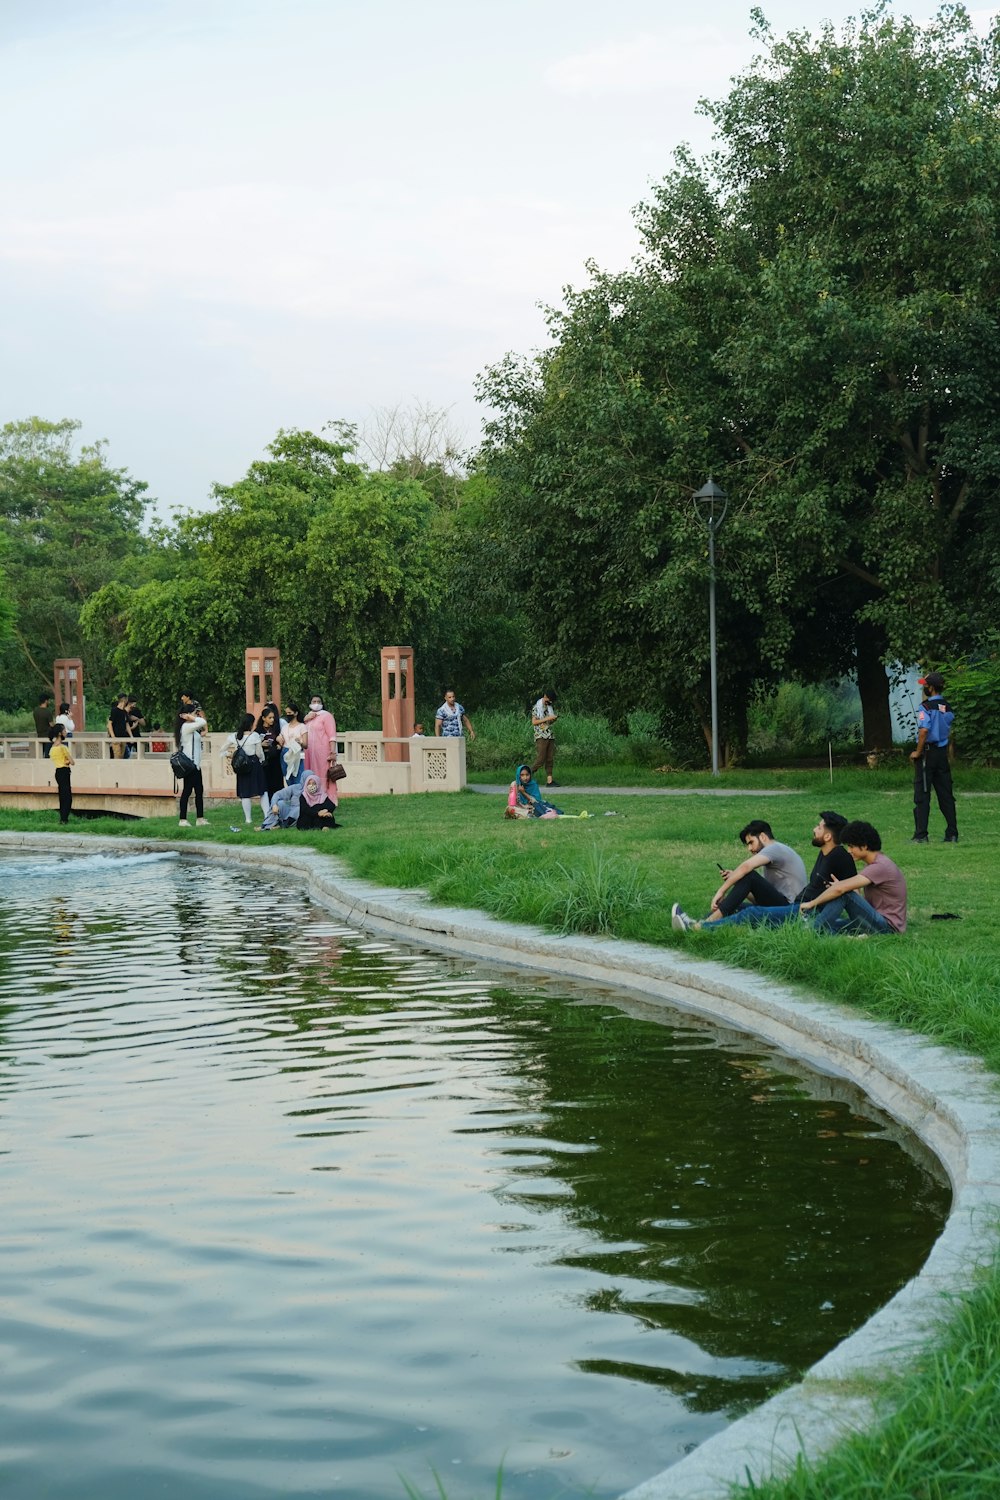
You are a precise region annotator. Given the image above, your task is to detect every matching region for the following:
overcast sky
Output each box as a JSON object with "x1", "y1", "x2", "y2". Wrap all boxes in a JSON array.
[{"x1": 0, "y1": 0, "x2": 990, "y2": 514}]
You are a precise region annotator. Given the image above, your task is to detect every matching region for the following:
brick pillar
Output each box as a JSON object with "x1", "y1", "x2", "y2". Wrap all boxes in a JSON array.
[
  {"x1": 53, "y1": 658, "x2": 85, "y2": 732},
  {"x1": 381, "y1": 646, "x2": 414, "y2": 762},
  {"x1": 245, "y1": 648, "x2": 281, "y2": 718}
]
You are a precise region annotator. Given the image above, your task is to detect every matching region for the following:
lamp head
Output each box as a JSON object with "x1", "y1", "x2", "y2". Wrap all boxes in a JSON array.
[{"x1": 694, "y1": 477, "x2": 728, "y2": 529}]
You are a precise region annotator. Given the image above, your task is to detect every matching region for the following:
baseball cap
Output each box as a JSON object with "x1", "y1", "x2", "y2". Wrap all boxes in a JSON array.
[{"x1": 918, "y1": 672, "x2": 945, "y2": 690}]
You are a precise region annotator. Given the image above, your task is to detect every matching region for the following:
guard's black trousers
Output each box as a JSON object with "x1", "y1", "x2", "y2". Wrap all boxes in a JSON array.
[{"x1": 913, "y1": 746, "x2": 957, "y2": 839}]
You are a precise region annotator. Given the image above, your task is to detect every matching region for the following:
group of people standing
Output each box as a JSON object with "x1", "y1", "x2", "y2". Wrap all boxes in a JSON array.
[
  {"x1": 106, "y1": 693, "x2": 147, "y2": 756},
  {"x1": 174, "y1": 693, "x2": 342, "y2": 830}
]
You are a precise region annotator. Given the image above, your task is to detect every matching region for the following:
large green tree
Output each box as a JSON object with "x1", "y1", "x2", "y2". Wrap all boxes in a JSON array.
[
  {"x1": 0, "y1": 417, "x2": 150, "y2": 710},
  {"x1": 480, "y1": 4, "x2": 1000, "y2": 751},
  {"x1": 83, "y1": 426, "x2": 443, "y2": 729}
]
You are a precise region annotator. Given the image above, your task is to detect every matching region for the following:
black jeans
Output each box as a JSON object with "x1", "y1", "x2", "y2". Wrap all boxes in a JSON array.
[
  {"x1": 56, "y1": 766, "x2": 72, "y2": 823},
  {"x1": 716, "y1": 870, "x2": 788, "y2": 918},
  {"x1": 180, "y1": 769, "x2": 204, "y2": 820},
  {"x1": 913, "y1": 747, "x2": 957, "y2": 838}
]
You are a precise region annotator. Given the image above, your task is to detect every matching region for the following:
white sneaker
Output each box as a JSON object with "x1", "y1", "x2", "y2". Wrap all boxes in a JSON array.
[
  {"x1": 196, "y1": 818, "x2": 210, "y2": 826},
  {"x1": 671, "y1": 902, "x2": 695, "y2": 933},
  {"x1": 178, "y1": 820, "x2": 189, "y2": 828}
]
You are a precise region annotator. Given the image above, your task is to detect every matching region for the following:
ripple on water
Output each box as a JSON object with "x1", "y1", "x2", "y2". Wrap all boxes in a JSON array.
[{"x1": 0, "y1": 851, "x2": 949, "y2": 1500}]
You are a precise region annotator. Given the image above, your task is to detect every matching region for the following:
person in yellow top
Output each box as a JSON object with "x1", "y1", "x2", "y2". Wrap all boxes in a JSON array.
[{"x1": 49, "y1": 724, "x2": 75, "y2": 824}]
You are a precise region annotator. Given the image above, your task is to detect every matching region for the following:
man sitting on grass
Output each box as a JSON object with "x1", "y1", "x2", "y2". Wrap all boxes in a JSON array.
[
  {"x1": 798, "y1": 820, "x2": 907, "y2": 935},
  {"x1": 672, "y1": 811, "x2": 854, "y2": 933},
  {"x1": 670, "y1": 819, "x2": 807, "y2": 932}
]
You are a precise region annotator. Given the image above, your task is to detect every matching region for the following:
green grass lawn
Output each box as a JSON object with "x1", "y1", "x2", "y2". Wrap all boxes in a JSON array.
[{"x1": 3, "y1": 769, "x2": 999, "y2": 1498}]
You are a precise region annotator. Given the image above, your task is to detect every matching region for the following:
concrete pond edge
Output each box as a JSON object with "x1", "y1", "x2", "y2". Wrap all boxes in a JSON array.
[{"x1": 6, "y1": 830, "x2": 1000, "y2": 1500}]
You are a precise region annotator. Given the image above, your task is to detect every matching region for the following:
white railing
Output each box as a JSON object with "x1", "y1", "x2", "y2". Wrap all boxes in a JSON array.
[{"x1": 0, "y1": 731, "x2": 466, "y2": 803}]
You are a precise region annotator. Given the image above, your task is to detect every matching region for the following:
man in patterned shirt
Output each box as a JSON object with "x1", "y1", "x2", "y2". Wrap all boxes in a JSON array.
[
  {"x1": 434, "y1": 690, "x2": 475, "y2": 740},
  {"x1": 530, "y1": 690, "x2": 559, "y2": 786}
]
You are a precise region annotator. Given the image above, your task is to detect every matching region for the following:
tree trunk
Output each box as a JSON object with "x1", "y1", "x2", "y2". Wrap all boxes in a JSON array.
[{"x1": 855, "y1": 626, "x2": 894, "y2": 750}]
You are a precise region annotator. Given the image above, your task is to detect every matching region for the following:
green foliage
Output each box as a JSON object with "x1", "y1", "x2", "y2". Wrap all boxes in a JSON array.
[
  {"x1": 933, "y1": 637, "x2": 1000, "y2": 765},
  {"x1": 0, "y1": 708, "x2": 32, "y2": 733},
  {"x1": 0, "y1": 417, "x2": 150, "y2": 709},
  {"x1": 748, "y1": 680, "x2": 862, "y2": 757},
  {"x1": 0, "y1": 527, "x2": 15, "y2": 654},
  {"x1": 83, "y1": 426, "x2": 443, "y2": 729}
]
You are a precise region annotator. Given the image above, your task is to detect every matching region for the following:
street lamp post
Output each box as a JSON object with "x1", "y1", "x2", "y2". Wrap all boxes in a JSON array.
[{"x1": 693, "y1": 478, "x2": 728, "y2": 776}]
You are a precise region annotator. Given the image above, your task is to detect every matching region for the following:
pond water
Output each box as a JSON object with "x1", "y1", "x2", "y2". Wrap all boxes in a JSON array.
[{"x1": 0, "y1": 850, "x2": 949, "y2": 1500}]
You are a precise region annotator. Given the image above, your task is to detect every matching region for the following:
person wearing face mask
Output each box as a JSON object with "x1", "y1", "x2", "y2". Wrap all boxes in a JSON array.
[
  {"x1": 278, "y1": 701, "x2": 308, "y2": 787},
  {"x1": 303, "y1": 695, "x2": 340, "y2": 811}
]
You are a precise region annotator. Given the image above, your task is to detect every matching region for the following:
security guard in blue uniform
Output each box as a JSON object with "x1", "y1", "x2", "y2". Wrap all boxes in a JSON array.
[{"x1": 910, "y1": 670, "x2": 958, "y2": 843}]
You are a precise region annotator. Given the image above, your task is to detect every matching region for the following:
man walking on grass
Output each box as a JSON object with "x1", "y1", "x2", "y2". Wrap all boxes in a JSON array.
[
  {"x1": 671, "y1": 812, "x2": 854, "y2": 933},
  {"x1": 670, "y1": 819, "x2": 806, "y2": 932},
  {"x1": 530, "y1": 690, "x2": 559, "y2": 787}
]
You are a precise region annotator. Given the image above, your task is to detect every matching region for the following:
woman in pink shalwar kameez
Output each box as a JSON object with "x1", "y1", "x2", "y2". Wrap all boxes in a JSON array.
[{"x1": 304, "y1": 695, "x2": 339, "y2": 808}]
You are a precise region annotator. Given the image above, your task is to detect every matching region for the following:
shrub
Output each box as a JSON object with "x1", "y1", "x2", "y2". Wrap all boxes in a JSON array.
[{"x1": 933, "y1": 643, "x2": 1000, "y2": 766}]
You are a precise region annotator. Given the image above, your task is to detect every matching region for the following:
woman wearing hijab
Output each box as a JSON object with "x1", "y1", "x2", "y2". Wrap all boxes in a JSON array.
[
  {"x1": 257, "y1": 703, "x2": 284, "y2": 810},
  {"x1": 220, "y1": 711, "x2": 267, "y2": 825},
  {"x1": 260, "y1": 782, "x2": 304, "y2": 829},
  {"x1": 506, "y1": 763, "x2": 563, "y2": 819},
  {"x1": 296, "y1": 774, "x2": 340, "y2": 830},
  {"x1": 303, "y1": 694, "x2": 340, "y2": 809}
]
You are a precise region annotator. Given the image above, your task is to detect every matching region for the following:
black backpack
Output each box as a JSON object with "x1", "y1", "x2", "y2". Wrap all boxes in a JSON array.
[
  {"x1": 231, "y1": 739, "x2": 252, "y2": 775},
  {"x1": 170, "y1": 749, "x2": 196, "y2": 779}
]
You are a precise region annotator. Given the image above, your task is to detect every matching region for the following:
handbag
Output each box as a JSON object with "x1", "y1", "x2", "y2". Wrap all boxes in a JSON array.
[
  {"x1": 327, "y1": 760, "x2": 347, "y2": 783},
  {"x1": 170, "y1": 749, "x2": 197, "y2": 778}
]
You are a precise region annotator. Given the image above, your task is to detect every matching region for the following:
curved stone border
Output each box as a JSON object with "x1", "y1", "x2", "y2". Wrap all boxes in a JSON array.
[{"x1": 5, "y1": 831, "x2": 1000, "y2": 1498}]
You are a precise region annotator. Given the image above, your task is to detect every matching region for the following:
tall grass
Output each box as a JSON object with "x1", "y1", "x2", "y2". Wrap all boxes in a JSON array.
[
  {"x1": 466, "y1": 709, "x2": 679, "y2": 774},
  {"x1": 0, "y1": 709, "x2": 34, "y2": 734}
]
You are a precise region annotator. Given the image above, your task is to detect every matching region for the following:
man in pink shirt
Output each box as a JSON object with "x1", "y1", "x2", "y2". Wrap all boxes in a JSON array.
[{"x1": 798, "y1": 820, "x2": 907, "y2": 935}]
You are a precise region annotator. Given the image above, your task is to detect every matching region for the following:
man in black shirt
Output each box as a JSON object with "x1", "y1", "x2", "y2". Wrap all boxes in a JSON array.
[
  {"x1": 125, "y1": 697, "x2": 145, "y2": 758},
  {"x1": 676, "y1": 812, "x2": 854, "y2": 931},
  {"x1": 107, "y1": 693, "x2": 131, "y2": 759},
  {"x1": 33, "y1": 693, "x2": 54, "y2": 757},
  {"x1": 798, "y1": 811, "x2": 857, "y2": 901}
]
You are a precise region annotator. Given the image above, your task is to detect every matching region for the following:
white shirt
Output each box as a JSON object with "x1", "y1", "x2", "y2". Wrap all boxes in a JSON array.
[
  {"x1": 180, "y1": 717, "x2": 207, "y2": 768},
  {"x1": 221, "y1": 730, "x2": 264, "y2": 763}
]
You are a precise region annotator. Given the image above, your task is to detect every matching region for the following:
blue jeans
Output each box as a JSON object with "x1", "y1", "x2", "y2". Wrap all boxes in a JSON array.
[
  {"x1": 811, "y1": 890, "x2": 896, "y2": 935},
  {"x1": 708, "y1": 903, "x2": 800, "y2": 929}
]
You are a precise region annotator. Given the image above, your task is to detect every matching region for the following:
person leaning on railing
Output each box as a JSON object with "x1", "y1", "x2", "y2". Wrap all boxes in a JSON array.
[{"x1": 107, "y1": 693, "x2": 132, "y2": 759}]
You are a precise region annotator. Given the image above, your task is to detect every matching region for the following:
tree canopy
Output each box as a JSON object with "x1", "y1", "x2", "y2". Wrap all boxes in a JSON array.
[
  {"x1": 0, "y1": 417, "x2": 149, "y2": 709},
  {"x1": 478, "y1": 3, "x2": 1000, "y2": 750}
]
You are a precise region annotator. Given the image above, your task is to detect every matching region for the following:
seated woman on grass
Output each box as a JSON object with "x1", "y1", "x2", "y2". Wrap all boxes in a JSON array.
[
  {"x1": 506, "y1": 764, "x2": 564, "y2": 819},
  {"x1": 296, "y1": 774, "x2": 340, "y2": 831}
]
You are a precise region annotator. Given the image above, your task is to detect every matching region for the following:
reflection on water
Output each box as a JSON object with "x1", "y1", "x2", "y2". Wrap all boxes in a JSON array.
[{"x1": 0, "y1": 851, "x2": 949, "y2": 1500}]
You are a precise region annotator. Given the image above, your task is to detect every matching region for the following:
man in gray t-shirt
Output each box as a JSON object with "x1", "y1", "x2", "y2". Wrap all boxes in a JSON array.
[{"x1": 677, "y1": 819, "x2": 808, "y2": 926}]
